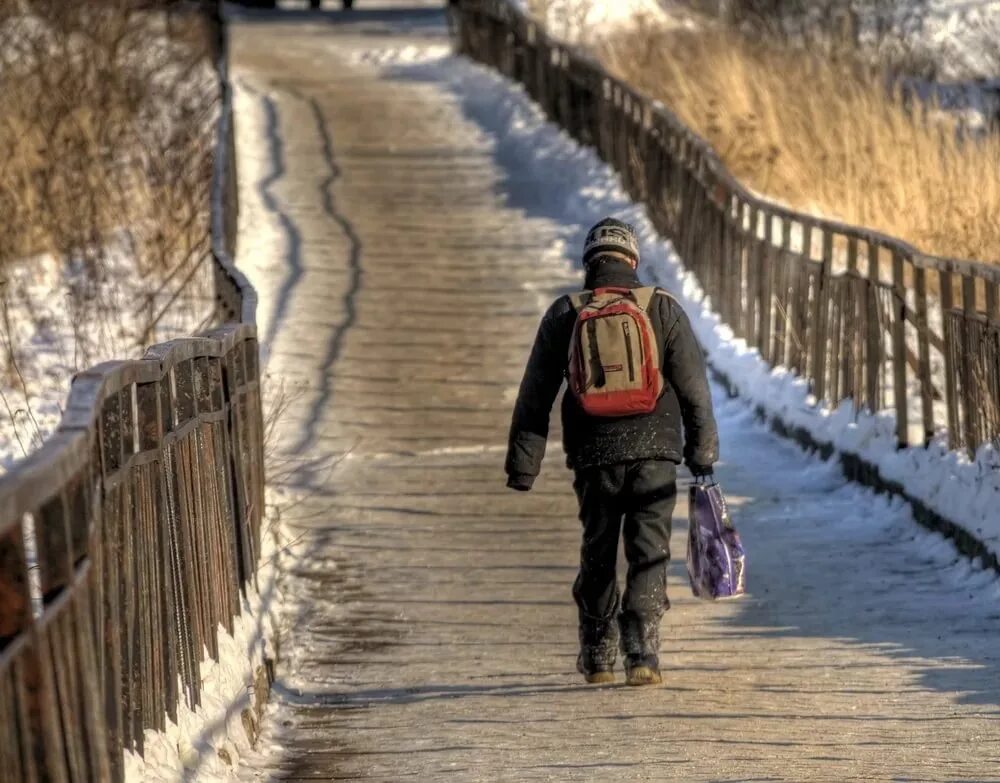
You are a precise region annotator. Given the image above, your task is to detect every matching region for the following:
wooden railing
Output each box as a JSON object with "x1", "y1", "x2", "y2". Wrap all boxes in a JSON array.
[
  {"x1": 0, "y1": 4, "x2": 263, "y2": 781},
  {"x1": 457, "y1": 0, "x2": 1000, "y2": 456}
]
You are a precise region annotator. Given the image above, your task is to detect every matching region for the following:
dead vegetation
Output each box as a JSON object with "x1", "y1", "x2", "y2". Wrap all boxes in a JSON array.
[
  {"x1": 597, "y1": 22, "x2": 1000, "y2": 264},
  {"x1": 0, "y1": 0, "x2": 219, "y2": 454},
  {"x1": 0, "y1": 0, "x2": 217, "y2": 272}
]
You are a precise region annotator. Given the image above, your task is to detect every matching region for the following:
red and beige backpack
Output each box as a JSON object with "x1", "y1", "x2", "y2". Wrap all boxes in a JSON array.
[{"x1": 567, "y1": 286, "x2": 664, "y2": 417}]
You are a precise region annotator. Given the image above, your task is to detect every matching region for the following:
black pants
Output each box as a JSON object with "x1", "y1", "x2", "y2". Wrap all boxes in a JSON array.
[{"x1": 572, "y1": 460, "x2": 677, "y2": 667}]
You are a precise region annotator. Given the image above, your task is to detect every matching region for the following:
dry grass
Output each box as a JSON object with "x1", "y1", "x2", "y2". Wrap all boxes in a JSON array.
[
  {"x1": 0, "y1": 3, "x2": 217, "y2": 340},
  {"x1": 0, "y1": 0, "x2": 219, "y2": 452},
  {"x1": 597, "y1": 24, "x2": 1000, "y2": 264},
  {"x1": 0, "y1": 0, "x2": 216, "y2": 272}
]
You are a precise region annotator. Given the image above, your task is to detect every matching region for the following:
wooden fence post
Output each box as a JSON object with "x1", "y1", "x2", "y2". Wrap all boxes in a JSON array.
[
  {"x1": 914, "y1": 265, "x2": 935, "y2": 443},
  {"x1": 961, "y1": 274, "x2": 979, "y2": 451},
  {"x1": 891, "y1": 251, "x2": 909, "y2": 447},
  {"x1": 940, "y1": 269, "x2": 959, "y2": 448}
]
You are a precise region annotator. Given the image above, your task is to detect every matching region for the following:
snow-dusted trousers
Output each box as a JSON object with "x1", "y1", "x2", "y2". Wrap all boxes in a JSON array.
[{"x1": 572, "y1": 460, "x2": 677, "y2": 668}]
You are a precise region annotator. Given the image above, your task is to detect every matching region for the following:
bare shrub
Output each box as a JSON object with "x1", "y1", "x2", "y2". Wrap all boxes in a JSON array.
[
  {"x1": 0, "y1": 1, "x2": 216, "y2": 266},
  {"x1": 0, "y1": 0, "x2": 219, "y2": 449},
  {"x1": 598, "y1": 24, "x2": 1000, "y2": 264}
]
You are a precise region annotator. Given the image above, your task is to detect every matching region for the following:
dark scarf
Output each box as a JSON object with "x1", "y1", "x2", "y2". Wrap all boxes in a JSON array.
[{"x1": 583, "y1": 259, "x2": 641, "y2": 291}]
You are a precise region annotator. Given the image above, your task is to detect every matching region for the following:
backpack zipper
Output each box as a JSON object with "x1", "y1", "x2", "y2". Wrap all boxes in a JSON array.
[{"x1": 622, "y1": 321, "x2": 635, "y2": 382}]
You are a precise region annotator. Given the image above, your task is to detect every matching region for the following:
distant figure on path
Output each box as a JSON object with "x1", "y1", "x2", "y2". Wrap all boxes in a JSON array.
[
  {"x1": 505, "y1": 218, "x2": 719, "y2": 686},
  {"x1": 447, "y1": 0, "x2": 461, "y2": 37}
]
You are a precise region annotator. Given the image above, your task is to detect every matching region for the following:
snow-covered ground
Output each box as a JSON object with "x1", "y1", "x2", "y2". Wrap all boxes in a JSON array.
[
  {"x1": 0, "y1": 243, "x2": 214, "y2": 473},
  {"x1": 0, "y1": 6, "x2": 219, "y2": 475},
  {"x1": 789, "y1": 0, "x2": 1000, "y2": 81},
  {"x1": 511, "y1": 0, "x2": 695, "y2": 43},
  {"x1": 386, "y1": 43, "x2": 1000, "y2": 562},
  {"x1": 0, "y1": 242, "x2": 214, "y2": 473},
  {"x1": 513, "y1": 0, "x2": 668, "y2": 28},
  {"x1": 733, "y1": 0, "x2": 1000, "y2": 120}
]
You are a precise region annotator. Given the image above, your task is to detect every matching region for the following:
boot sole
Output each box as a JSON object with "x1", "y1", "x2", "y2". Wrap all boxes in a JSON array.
[{"x1": 625, "y1": 666, "x2": 662, "y2": 686}]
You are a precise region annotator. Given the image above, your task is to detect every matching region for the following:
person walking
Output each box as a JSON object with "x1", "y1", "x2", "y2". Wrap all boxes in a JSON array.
[
  {"x1": 505, "y1": 217, "x2": 719, "y2": 686},
  {"x1": 447, "y1": 0, "x2": 462, "y2": 38}
]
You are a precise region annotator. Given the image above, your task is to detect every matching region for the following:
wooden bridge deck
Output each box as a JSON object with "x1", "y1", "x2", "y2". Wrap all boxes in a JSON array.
[{"x1": 231, "y1": 4, "x2": 1000, "y2": 780}]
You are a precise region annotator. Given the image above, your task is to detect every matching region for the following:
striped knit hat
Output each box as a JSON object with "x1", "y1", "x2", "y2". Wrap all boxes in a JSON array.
[{"x1": 582, "y1": 217, "x2": 640, "y2": 266}]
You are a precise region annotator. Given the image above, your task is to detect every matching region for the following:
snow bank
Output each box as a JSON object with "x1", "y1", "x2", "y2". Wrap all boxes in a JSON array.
[
  {"x1": 118, "y1": 71, "x2": 301, "y2": 774},
  {"x1": 0, "y1": 9, "x2": 218, "y2": 476},
  {"x1": 374, "y1": 46, "x2": 1000, "y2": 562},
  {"x1": 509, "y1": 0, "x2": 687, "y2": 43},
  {"x1": 123, "y1": 511, "x2": 284, "y2": 782},
  {"x1": 0, "y1": 241, "x2": 213, "y2": 474}
]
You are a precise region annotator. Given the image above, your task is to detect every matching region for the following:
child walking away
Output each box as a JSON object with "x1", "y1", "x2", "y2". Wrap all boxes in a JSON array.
[{"x1": 505, "y1": 218, "x2": 719, "y2": 686}]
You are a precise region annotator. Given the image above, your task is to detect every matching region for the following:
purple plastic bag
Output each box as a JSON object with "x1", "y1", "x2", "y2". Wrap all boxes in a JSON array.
[{"x1": 686, "y1": 482, "x2": 746, "y2": 600}]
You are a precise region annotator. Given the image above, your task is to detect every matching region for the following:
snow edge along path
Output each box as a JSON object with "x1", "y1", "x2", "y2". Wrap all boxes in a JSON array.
[
  {"x1": 358, "y1": 44, "x2": 1000, "y2": 565},
  {"x1": 122, "y1": 517, "x2": 284, "y2": 783}
]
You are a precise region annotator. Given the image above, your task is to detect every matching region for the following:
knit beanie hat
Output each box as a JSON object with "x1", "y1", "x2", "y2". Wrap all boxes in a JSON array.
[{"x1": 582, "y1": 217, "x2": 640, "y2": 266}]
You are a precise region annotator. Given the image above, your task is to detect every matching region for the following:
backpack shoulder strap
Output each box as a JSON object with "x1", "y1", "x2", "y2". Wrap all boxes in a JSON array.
[
  {"x1": 631, "y1": 286, "x2": 658, "y2": 312},
  {"x1": 633, "y1": 286, "x2": 679, "y2": 311},
  {"x1": 568, "y1": 291, "x2": 593, "y2": 312}
]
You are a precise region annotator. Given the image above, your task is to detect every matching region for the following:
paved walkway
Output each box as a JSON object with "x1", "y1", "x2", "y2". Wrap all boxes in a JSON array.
[{"x1": 231, "y1": 4, "x2": 1000, "y2": 781}]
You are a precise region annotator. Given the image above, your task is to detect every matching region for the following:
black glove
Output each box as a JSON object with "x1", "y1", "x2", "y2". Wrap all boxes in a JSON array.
[
  {"x1": 506, "y1": 473, "x2": 535, "y2": 492},
  {"x1": 689, "y1": 464, "x2": 714, "y2": 479}
]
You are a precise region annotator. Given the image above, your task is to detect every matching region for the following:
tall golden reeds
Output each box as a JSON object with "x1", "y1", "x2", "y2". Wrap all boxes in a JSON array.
[{"x1": 598, "y1": 24, "x2": 1000, "y2": 263}]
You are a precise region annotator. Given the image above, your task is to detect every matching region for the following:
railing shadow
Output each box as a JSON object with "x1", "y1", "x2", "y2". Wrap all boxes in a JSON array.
[{"x1": 238, "y1": 81, "x2": 305, "y2": 357}]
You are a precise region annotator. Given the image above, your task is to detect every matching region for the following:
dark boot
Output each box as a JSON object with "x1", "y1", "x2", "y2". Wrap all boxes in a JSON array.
[
  {"x1": 576, "y1": 613, "x2": 618, "y2": 683},
  {"x1": 577, "y1": 654, "x2": 615, "y2": 685},
  {"x1": 619, "y1": 613, "x2": 662, "y2": 665},
  {"x1": 625, "y1": 654, "x2": 662, "y2": 686}
]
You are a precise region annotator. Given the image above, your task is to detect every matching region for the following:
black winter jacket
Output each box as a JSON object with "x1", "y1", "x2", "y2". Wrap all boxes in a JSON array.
[{"x1": 505, "y1": 261, "x2": 719, "y2": 486}]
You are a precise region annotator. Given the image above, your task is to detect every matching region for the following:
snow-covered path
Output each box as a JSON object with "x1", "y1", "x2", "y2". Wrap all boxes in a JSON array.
[{"x1": 231, "y1": 5, "x2": 1000, "y2": 781}]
